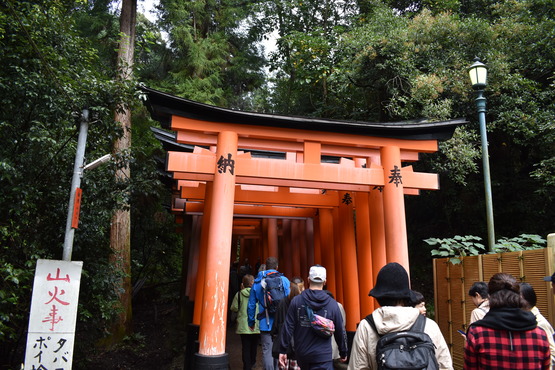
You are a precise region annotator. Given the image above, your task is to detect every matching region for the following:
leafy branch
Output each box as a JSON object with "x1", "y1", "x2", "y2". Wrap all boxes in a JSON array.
[
  {"x1": 426, "y1": 235, "x2": 486, "y2": 265},
  {"x1": 492, "y1": 234, "x2": 546, "y2": 253},
  {"x1": 426, "y1": 234, "x2": 547, "y2": 264}
]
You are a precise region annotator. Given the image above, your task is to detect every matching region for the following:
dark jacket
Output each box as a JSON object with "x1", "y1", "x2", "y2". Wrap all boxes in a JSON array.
[
  {"x1": 465, "y1": 307, "x2": 550, "y2": 369},
  {"x1": 271, "y1": 297, "x2": 295, "y2": 359},
  {"x1": 279, "y1": 289, "x2": 348, "y2": 364}
]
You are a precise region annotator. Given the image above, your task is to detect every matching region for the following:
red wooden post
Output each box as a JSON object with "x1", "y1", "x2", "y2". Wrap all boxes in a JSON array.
[
  {"x1": 319, "y1": 208, "x2": 336, "y2": 294},
  {"x1": 339, "y1": 191, "x2": 361, "y2": 330},
  {"x1": 197, "y1": 131, "x2": 237, "y2": 358},
  {"x1": 381, "y1": 146, "x2": 409, "y2": 271},
  {"x1": 355, "y1": 191, "x2": 374, "y2": 319}
]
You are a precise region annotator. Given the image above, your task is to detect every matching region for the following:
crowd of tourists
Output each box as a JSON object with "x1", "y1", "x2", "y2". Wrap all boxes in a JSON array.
[{"x1": 228, "y1": 257, "x2": 555, "y2": 370}]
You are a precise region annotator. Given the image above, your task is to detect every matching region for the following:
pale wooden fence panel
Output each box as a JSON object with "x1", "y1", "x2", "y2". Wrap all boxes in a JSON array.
[
  {"x1": 500, "y1": 250, "x2": 522, "y2": 279},
  {"x1": 523, "y1": 249, "x2": 551, "y2": 318},
  {"x1": 433, "y1": 234, "x2": 555, "y2": 370},
  {"x1": 462, "y1": 255, "x2": 481, "y2": 325},
  {"x1": 434, "y1": 258, "x2": 451, "y2": 345},
  {"x1": 449, "y1": 264, "x2": 465, "y2": 367},
  {"x1": 481, "y1": 253, "x2": 501, "y2": 281}
]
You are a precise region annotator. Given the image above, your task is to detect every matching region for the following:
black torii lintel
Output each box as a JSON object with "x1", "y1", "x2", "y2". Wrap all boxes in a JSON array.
[{"x1": 141, "y1": 86, "x2": 467, "y2": 141}]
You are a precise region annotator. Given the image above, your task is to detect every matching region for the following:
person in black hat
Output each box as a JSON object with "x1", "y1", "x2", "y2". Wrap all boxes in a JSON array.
[
  {"x1": 544, "y1": 272, "x2": 555, "y2": 295},
  {"x1": 348, "y1": 262, "x2": 453, "y2": 370}
]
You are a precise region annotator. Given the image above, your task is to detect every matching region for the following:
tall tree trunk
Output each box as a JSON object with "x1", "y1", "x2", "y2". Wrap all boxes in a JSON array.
[{"x1": 109, "y1": 0, "x2": 137, "y2": 342}]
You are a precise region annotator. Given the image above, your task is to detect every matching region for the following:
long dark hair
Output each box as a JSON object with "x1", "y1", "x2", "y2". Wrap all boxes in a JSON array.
[
  {"x1": 520, "y1": 282, "x2": 537, "y2": 309},
  {"x1": 288, "y1": 281, "x2": 301, "y2": 301},
  {"x1": 488, "y1": 273, "x2": 525, "y2": 309}
]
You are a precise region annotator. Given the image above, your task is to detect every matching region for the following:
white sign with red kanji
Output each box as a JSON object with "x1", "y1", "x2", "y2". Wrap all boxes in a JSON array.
[{"x1": 24, "y1": 259, "x2": 83, "y2": 370}]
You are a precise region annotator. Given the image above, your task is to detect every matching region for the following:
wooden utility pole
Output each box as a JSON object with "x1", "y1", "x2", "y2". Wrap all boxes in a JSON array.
[{"x1": 110, "y1": 0, "x2": 137, "y2": 341}]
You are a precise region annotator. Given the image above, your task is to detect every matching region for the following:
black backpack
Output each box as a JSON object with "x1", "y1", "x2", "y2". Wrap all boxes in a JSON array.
[
  {"x1": 257, "y1": 271, "x2": 285, "y2": 323},
  {"x1": 365, "y1": 313, "x2": 438, "y2": 370}
]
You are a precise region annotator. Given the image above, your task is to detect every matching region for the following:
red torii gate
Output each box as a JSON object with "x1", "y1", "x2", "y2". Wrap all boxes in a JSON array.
[{"x1": 144, "y1": 86, "x2": 465, "y2": 368}]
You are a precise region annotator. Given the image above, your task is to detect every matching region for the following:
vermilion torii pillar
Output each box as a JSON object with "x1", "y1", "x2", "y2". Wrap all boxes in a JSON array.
[
  {"x1": 354, "y1": 190, "x2": 375, "y2": 318},
  {"x1": 318, "y1": 208, "x2": 336, "y2": 294},
  {"x1": 338, "y1": 191, "x2": 361, "y2": 331},
  {"x1": 195, "y1": 131, "x2": 237, "y2": 367},
  {"x1": 381, "y1": 145, "x2": 409, "y2": 271},
  {"x1": 332, "y1": 206, "x2": 344, "y2": 304},
  {"x1": 267, "y1": 218, "x2": 278, "y2": 259},
  {"x1": 193, "y1": 184, "x2": 212, "y2": 326},
  {"x1": 369, "y1": 186, "x2": 387, "y2": 295}
]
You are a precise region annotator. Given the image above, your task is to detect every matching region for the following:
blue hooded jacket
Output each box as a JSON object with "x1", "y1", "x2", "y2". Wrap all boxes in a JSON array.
[
  {"x1": 279, "y1": 289, "x2": 348, "y2": 363},
  {"x1": 247, "y1": 269, "x2": 290, "y2": 331}
]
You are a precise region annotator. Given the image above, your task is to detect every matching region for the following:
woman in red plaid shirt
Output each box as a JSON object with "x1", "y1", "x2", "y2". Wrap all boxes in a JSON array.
[{"x1": 464, "y1": 273, "x2": 551, "y2": 369}]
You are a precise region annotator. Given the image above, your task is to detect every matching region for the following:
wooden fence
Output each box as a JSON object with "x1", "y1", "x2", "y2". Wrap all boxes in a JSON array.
[{"x1": 433, "y1": 233, "x2": 555, "y2": 370}]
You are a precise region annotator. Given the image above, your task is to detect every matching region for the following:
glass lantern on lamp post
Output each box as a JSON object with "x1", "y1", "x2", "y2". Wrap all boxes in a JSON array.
[{"x1": 468, "y1": 58, "x2": 495, "y2": 252}]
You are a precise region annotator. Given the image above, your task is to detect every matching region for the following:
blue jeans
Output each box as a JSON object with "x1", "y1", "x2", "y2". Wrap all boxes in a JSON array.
[{"x1": 260, "y1": 331, "x2": 277, "y2": 369}]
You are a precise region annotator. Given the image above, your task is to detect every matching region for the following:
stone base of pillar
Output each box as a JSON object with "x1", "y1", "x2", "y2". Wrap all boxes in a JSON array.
[{"x1": 193, "y1": 353, "x2": 229, "y2": 369}]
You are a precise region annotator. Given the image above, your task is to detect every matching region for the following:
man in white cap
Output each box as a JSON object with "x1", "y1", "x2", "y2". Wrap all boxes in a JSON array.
[
  {"x1": 278, "y1": 265, "x2": 348, "y2": 369},
  {"x1": 348, "y1": 262, "x2": 453, "y2": 370}
]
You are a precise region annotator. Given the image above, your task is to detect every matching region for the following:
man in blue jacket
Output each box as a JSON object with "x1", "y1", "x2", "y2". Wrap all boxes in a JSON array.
[
  {"x1": 278, "y1": 265, "x2": 348, "y2": 369},
  {"x1": 248, "y1": 256, "x2": 290, "y2": 369}
]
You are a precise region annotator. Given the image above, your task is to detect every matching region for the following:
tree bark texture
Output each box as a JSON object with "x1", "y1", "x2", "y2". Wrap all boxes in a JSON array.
[{"x1": 109, "y1": 0, "x2": 137, "y2": 341}]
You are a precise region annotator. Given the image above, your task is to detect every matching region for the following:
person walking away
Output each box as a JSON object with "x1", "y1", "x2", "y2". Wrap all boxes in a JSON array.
[
  {"x1": 239, "y1": 258, "x2": 253, "y2": 282},
  {"x1": 348, "y1": 262, "x2": 453, "y2": 370},
  {"x1": 231, "y1": 274, "x2": 260, "y2": 370},
  {"x1": 521, "y1": 282, "x2": 555, "y2": 368},
  {"x1": 468, "y1": 281, "x2": 490, "y2": 324},
  {"x1": 228, "y1": 261, "x2": 240, "y2": 328},
  {"x1": 248, "y1": 257, "x2": 290, "y2": 370},
  {"x1": 271, "y1": 281, "x2": 303, "y2": 369},
  {"x1": 279, "y1": 265, "x2": 348, "y2": 370},
  {"x1": 464, "y1": 273, "x2": 550, "y2": 369},
  {"x1": 291, "y1": 276, "x2": 305, "y2": 293}
]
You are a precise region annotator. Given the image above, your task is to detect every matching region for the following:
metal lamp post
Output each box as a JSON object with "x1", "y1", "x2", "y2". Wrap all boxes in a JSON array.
[{"x1": 469, "y1": 58, "x2": 495, "y2": 251}]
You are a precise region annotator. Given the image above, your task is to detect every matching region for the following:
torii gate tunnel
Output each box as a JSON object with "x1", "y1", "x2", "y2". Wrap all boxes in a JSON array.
[{"x1": 142, "y1": 86, "x2": 465, "y2": 368}]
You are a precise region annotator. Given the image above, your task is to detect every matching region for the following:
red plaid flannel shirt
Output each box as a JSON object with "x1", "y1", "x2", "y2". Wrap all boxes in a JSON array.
[{"x1": 464, "y1": 325, "x2": 550, "y2": 369}]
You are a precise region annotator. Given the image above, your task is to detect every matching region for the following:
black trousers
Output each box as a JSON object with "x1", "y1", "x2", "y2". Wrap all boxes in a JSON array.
[{"x1": 240, "y1": 333, "x2": 260, "y2": 370}]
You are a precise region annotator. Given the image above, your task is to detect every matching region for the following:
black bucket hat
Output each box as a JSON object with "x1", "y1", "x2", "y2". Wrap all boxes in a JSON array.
[{"x1": 369, "y1": 262, "x2": 415, "y2": 301}]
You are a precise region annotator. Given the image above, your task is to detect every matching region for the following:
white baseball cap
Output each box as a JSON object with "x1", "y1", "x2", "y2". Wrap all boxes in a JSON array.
[{"x1": 309, "y1": 265, "x2": 326, "y2": 283}]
